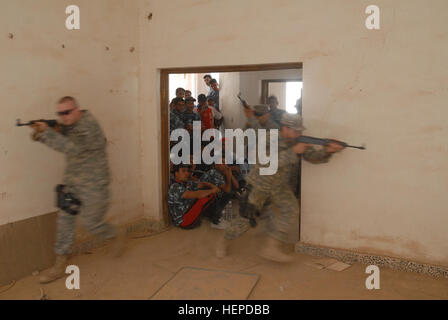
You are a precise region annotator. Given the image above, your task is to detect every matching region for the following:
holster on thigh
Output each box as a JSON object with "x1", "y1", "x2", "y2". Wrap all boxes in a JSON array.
[{"x1": 56, "y1": 184, "x2": 82, "y2": 216}]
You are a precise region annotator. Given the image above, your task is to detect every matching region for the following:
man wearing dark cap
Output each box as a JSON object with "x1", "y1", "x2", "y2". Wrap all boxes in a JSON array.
[
  {"x1": 170, "y1": 97, "x2": 186, "y2": 134},
  {"x1": 217, "y1": 114, "x2": 345, "y2": 262}
]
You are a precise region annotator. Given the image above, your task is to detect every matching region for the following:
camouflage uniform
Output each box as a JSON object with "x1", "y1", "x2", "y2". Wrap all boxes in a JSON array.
[
  {"x1": 170, "y1": 109, "x2": 185, "y2": 133},
  {"x1": 36, "y1": 110, "x2": 116, "y2": 255},
  {"x1": 225, "y1": 114, "x2": 332, "y2": 243},
  {"x1": 167, "y1": 180, "x2": 199, "y2": 226},
  {"x1": 245, "y1": 105, "x2": 280, "y2": 167},
  {"x1": 199, "y1": 168, "x2": 225, "y2": 187},
  {"x1": 246, "y1": 115, "x2": 280, "y2": 132}
]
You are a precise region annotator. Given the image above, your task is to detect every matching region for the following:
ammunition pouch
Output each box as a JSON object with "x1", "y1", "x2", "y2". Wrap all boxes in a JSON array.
[
  {"x1": 56, "y1": 185, "x2": 81, "y2": 216},
  {"x1": 238, "y1": 184, "x2": 258, "y2": 228}
]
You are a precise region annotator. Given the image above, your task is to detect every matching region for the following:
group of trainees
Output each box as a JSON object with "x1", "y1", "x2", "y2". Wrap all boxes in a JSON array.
[
  {"x1": 169, "y1": 75, "x2": 222, "y2": 135},
  {"x1": 168, "y1": 138, "x2": 247, "y2": 230}
]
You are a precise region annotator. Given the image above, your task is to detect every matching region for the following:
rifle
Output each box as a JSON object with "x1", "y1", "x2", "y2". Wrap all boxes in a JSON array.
[
  {"x1": 236, "y1": 95, "x2": 365, "y2": 150},
  {"x1": 297, "y1": 135, "x2": 366, "y2": 150},
  {"x1": 237, "y1": 93, "x2": 250, "y2": 109},
  {"x1": 16, "y1": 119, "x2": 59, "y2": 128}
]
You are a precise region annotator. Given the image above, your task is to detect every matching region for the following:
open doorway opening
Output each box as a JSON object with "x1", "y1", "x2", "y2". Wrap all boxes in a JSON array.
[
  {"x1": 261, "y1": 79, "x2": 303, "y2": 115},
  {"x1": 160, "y1": 63, "x2": 303, "y2": 239}
]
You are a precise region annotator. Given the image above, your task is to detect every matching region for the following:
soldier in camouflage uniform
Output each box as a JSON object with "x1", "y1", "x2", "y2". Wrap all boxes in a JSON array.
[
  {"x1": 245, "y1": 104, "x2": 280, "y2": 131},
  {"x1": 31, "y1": 96, "x2": 125, "y2": 283},
  {"x1": 243, "y1": 104, "x2": 280, "y2": 170},
  {"x1": 216, "y1": 113, "x2": 345, "y2": 262}
]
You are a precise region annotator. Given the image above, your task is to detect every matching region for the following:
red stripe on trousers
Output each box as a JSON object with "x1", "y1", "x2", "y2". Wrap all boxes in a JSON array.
[{"x1": 180, "y1": 194, "x2": 215, "y2": 227}]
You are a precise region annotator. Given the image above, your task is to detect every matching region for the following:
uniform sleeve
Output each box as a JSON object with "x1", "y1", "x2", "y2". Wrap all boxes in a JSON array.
[
  {"x1": 213, "y1": 170, "x2": 225, "y2": 187},
  {"x1": 37, "y1": 123, "x2": 105, "y2": 156},
  {"x1": 278, "y1": 147, "x2": 300, "y2": 167},
  {"x1": 303, "y1": 147, "x2": 332, "y2": 164},
  {"x1": 190, "y1": 181, "x2": 199, "y2": 191},
  {"x1": 167, "y1": 184, "x2": 186, "y2": 226}
]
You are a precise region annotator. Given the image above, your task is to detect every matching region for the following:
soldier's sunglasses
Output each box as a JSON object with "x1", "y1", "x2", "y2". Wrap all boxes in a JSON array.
[
  {"x1": 254, "y1": 111, "x2": 265, "y2": 117},
  {"x1": 56, "y1": 108, "x2": 76, "y2": 116}
]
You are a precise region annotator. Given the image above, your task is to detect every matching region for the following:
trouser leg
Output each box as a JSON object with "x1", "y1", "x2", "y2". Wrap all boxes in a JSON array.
[
  {"x1": 181, "y1": 194, "x2": 215, "y2": 228},
  {"x1": 79, "y1": 187, "x2": 116, "y2": 241},
  {"x1": 54, "y1": 211, "x2": 76, "y2": 255},
  {"x1": 224, "y1": 216, "x2": 251, "y2": 240},
  {"x1": 266, "y1": 188, "x2": 299, "y2": 244}
]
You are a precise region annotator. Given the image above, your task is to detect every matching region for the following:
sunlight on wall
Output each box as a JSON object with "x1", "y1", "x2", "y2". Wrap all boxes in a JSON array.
[{"x1": 286, "y1": 82, "x2": 302, "y2": 114}]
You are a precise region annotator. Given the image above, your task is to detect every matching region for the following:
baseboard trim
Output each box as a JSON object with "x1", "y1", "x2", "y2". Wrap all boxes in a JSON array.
[
  {"x1": 0, "y1": 214, "x2": 166, "y2": 286},
  {"x1": 295, "y1": 242, "x2": 448, "y2": 278}
]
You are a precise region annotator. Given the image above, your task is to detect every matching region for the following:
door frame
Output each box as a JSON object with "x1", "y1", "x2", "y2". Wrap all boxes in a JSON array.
[{"x1": 160, "y1": 62, "x2": 303, "y2": 227}]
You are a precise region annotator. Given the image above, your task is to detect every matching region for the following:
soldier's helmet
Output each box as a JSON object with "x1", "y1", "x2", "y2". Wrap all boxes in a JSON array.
[{"x1": 280, "y1": 113, "x2": 306, "y2": 132}]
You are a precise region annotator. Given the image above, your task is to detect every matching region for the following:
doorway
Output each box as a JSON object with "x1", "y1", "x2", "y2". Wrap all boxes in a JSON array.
[{"x1": 160, "y1": 63, "x2": 303, "y2": 239}]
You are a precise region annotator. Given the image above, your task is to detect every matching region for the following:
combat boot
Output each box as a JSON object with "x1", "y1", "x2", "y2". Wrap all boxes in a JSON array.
[
  {"x1": 259, "y1": 236, "x2": 294, "y2": 263},
  {"x1": 215, "y1": 237, "x2": 230, "y2": 258},
  {"x1": 39, "y1": 255, "x2": 68, "y2": 284}
]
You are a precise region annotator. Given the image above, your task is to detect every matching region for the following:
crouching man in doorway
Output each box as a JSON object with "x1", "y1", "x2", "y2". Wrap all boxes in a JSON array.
[
  {"x1": 168, "y1": 164, "x2": 223, "y2": 229},
  {"x1": 31, "y1": 96, "x2": 126, "y2": 284}
]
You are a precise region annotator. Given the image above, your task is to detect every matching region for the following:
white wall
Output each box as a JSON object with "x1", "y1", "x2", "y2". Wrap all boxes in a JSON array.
[
  {"x1": 0, "y1": 0, "x2": 143, "y2": 225},
  {"x1": 219, "y1": 72, "x2": 247, "y2": 129},
  {"x1": 139, "y1": 0, "x2": 448, "y2": 266},
  {"x1": 268, "y1": 82, "x2": 287, "y2": 110},
  {"x1": 2, "y1": 0, "x2": 447, "y2": 267}
]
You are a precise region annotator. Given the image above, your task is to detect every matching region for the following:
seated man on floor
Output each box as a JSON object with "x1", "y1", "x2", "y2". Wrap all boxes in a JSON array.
[
  {"x1": 168, "y1": 164, "x2": 223, "y2": 229},
  {"x1": 199, "y1": 160, "x2": 239, "y2": 227}
]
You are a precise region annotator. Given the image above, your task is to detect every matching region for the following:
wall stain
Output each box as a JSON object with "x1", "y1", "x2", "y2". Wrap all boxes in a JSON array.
[
  {"x1": 0, "y1": 145, "x2": 7, "y2": 156},
  {"x1": 420, "y1": 125, "x2": 443, "y2": 134},
  {"x1": 350, "y1": 231, "x2": 426, "y2": 258}
]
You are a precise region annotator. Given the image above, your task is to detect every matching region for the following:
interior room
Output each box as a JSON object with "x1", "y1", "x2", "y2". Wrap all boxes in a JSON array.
[{"x1": 1, "y1": 0, "x2": 447, "y2": 300}]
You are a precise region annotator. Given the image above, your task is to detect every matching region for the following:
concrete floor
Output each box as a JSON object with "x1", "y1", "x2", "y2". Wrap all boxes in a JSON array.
[{"x1": 1, "y1": 223, "x2": 448, "y2": 300}]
